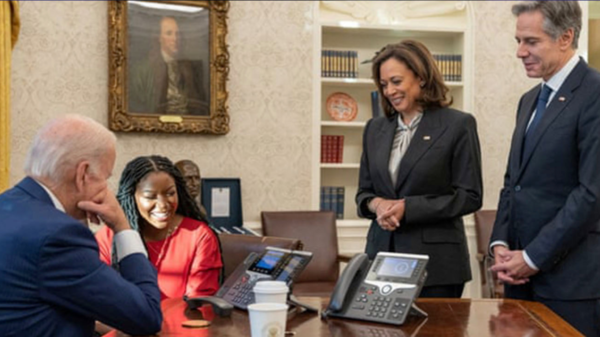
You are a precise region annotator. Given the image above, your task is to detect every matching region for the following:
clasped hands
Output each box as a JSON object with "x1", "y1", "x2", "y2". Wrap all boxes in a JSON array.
[
  {"x1": 370, "y1": 197, "x2": 405, "y2": 231},
  {"x1": 490, "y1": 246, "x2": 538, "y2": 285}
]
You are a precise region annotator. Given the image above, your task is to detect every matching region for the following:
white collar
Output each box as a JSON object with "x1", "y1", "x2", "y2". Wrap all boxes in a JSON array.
[
  {"x1": 543, "y1": 53, "x2": 580, "y2": 93},
  {"x1": 161, "y1": 49, "x2": 176, "y2": 63},
  {"x1": 33, "y1": 178, "x2": 66, "y2": 213}
]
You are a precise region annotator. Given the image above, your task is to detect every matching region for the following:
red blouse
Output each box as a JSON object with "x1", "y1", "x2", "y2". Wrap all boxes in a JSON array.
[{"x1": 95, "y1": 217, "x2": 222, "y2": 300}]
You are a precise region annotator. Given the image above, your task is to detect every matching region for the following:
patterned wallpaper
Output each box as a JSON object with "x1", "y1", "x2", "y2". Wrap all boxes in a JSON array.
[
  {"x1": 471, "y1": 1, "x2": 537, "y2": 210},
  {"x1": 10, "y1": 1, "x2": 537, "y2": 220},
  {"x1": 10, "y1": 1, "x2": 314, "y2": 222}
]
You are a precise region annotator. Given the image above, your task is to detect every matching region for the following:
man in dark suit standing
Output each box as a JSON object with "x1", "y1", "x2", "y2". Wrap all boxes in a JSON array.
[
  {"x1": 0, "y1": 115, "x2": 162, "y2": 336},
  {"x1": 490, "y1": 2, "x2": 600, "y2": 336}
]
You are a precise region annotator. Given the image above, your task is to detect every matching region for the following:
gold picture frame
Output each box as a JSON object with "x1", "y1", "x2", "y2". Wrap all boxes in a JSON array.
[{"x1": 108, "y1": 0, "x2": 229, "y2": 134}]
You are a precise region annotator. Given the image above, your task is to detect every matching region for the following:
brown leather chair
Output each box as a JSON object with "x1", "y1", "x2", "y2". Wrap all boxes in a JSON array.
[
  {"x1": 218, "y1": 233, "x2": 302, "y2": 280},
  {"x1": 260, "y1": 210, "x2": 352, "y2": 297},
  {"x1": 474, "y1": 210, "x2": 504, "y2": 298}
]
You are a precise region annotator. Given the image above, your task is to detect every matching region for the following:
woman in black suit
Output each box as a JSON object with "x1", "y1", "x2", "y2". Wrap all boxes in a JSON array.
[{"x1": 356, "y1": 40, "x2": 482, "y2": 298}]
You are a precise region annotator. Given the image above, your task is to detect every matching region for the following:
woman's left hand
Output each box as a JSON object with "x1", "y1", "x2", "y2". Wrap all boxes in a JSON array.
[{"x1": 376, "y1": 199, "x2": 405, "y2": 231}]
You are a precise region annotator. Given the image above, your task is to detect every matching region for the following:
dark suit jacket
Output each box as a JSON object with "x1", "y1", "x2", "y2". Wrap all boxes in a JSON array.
[
  {"x1": 0, "y1": 178, "x2": 162, "y2": 336},
  {"x1": 491, "y1": 59, "x2": 600, "y2": 300},
  {"x1": 356, "y1": 107, "x2": 482, "y2": 286}
]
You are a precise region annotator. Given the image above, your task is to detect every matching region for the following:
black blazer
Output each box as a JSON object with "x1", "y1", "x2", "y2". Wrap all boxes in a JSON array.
[
  {"x1": 356, "y1": 107, "x2": 482, "y2": 286},
  {"x1": 491, "y1": 59, "x2": 600, "y2": 300}
]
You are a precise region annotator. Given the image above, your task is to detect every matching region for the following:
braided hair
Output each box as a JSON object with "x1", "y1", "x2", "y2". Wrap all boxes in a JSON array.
[{"x1": 112, "y1": 155, "x2": 224, "y2": 284}]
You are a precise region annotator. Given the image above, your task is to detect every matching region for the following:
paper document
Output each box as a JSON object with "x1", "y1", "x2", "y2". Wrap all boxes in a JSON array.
[{"x1": 211, "y1": 187, "x2": 230, "y2": 217}]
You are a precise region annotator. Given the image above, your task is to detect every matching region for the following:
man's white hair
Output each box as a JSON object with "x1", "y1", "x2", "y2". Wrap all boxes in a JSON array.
[{"x1": 24, "y1": 114, "x2": 117, "y2": 184}]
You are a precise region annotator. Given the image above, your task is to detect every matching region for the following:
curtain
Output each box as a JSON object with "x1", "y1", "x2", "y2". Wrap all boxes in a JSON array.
[{"x1": 0, "y1": 1, "x2": 19, "y2": 192}]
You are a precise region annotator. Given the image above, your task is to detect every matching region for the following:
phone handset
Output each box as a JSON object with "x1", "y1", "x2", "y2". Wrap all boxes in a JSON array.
[
  {"x1": 184, "y1": 295, "x2": 234, "y2": 317},
  {"x1": 323, "y1": 253, "x2": 369, "y2": 317}
]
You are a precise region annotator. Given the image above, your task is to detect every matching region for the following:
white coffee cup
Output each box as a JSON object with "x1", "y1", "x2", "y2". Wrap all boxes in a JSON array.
[
  {"x1": 253, "y1": 280, "x2": 289, "y2": 304},
  {"x1": 247, "y1": 302, "x2": 288, "y2": 337}
]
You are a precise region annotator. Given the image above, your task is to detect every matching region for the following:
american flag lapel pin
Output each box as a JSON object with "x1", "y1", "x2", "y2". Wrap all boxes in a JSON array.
[
  {"x1": 423, "y1": 136, "x2": 431, "y2": 141},
  {"x1": 558, "y1": 96, "x2": 566, "y2": 102}
]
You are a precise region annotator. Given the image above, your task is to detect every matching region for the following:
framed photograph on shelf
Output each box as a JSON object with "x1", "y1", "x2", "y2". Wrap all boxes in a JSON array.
[{"x1": 108, "y1": 0, "x2": 230, "y2": 134}]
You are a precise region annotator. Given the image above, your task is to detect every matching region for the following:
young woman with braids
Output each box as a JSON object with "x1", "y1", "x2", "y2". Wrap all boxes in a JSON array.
[{"x1": 95, "y1": 155, "x2": 223, "y2": 300}]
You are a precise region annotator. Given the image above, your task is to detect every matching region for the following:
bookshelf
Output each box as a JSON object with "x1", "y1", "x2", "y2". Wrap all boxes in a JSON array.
[{"x1": 311, "y1": 0, "x2": 476, "y2": 297}]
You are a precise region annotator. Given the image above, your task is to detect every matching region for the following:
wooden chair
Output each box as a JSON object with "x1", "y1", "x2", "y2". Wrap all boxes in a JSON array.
[
  {"x1": 260, "y1": 210, "x2": 353, "y2": 297},
  {"x1": 474, "y1": 210, "x2": 504, "y2": 298}
]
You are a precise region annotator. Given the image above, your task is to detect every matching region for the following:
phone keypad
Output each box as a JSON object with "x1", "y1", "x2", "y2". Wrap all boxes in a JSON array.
[
  {"x1": 223, "y1": 275, "x2": 258, "y2": 309},
  {"x1": 230, "y1": 282, "x2": 254, "y2": 305},
  {"x1": 350, "y1": 288, "x2": 412, "y2": 324},
  {"x1": 388, "y1": 299, "x2": 409, "y2": 321},
  {"x1": 366, "y1": 296, "x2": 392, "y2": 319}
]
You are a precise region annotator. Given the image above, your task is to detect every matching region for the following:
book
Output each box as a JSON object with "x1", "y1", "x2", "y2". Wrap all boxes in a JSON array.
[
  {"x1": 321, "y1": 186, "x2": 332, "y2": 211},
  {"x1": 335, "y1": 186, "x2": 345, "y2": 219},
  {"x1": 320, "y1": 135, "x2": 327, "y2": 163},
  {"x1": 321, "y1": 135, "x2": 344, "y2": 163},
  {"x1": 371, "y1": 91, "x2": 383, "y2": 118},
  {"x1": 320, "y1": 186, "x2": 344, "y2": 219},
  {"x1": 432, "y1": 53, "x2": 462, "y2": 82},
  {"x1": 321, "y1": 49, "x2": 358, "y2": 78},
  {"x1": 336, "y1": 135, "x2": 344, "y2": 163}
]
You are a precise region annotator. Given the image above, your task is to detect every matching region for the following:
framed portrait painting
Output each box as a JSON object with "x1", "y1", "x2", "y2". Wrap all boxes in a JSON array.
[{"x1": 108, "y1": 0, "x2": 230, "y2": 134}]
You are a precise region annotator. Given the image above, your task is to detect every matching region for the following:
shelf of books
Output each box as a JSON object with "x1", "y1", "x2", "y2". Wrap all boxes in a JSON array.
[{"x1": 313, "y1": 3, "x2": 471, "y2": 227}]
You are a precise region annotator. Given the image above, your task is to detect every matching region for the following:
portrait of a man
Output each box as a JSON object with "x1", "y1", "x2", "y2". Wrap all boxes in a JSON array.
[{"x1": 127, "y1": 1, "x2": 210, "y2": 116}]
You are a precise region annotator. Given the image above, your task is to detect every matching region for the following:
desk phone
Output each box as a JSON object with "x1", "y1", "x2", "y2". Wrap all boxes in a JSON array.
[
  {"x1": 216, "y1": 246, "x2": 312, "y2": 310},
  {"x1": 323, "y1": 252, "x2": 428, "y2": 325}
]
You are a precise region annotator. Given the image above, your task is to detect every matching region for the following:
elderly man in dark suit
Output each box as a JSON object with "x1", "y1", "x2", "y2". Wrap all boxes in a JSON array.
[
  {"x1": 490, "y1": 2, "x2": 600, "y2": 336},
  {"x1": 0, "y1": 115, "x2": 162, "y2": 336}
]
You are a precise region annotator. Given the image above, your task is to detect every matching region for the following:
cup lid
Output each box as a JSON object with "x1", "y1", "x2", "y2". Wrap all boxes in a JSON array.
[
  {"x1": 253, "y1": 280, "x2": 289, "y2": 294},
  {"x1": 247, "y1": 302, "x2": 289, "y2": 312}
]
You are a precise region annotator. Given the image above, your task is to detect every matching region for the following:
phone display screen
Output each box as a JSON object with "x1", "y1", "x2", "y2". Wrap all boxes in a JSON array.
[
  {"x1": 275, "y1": 256, "x2": 303, "y2": 282},
  {"x1": 250, "y1": 250, "x2": 286, "y2": 274},
  {"x1": 376, "y1": 257, "x2": 418, "y2": 279}
]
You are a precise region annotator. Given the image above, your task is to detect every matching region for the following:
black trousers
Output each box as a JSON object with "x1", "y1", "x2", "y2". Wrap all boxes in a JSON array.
[
  {"x1": 419, "y1": 284, "x2": 464, "y2": 298},
  {"x1": 506, "y1": 283, "x2": 600, "y2": 337}
]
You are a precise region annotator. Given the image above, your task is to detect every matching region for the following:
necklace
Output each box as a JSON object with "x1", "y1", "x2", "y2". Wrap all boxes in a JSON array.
[{"x1": 146, "y1": 222, "x2": 181, "y2": 266}]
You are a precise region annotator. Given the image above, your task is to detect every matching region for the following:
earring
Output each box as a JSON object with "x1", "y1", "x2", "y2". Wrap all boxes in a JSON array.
[{"x1": 420, "y1": 81, "x2": 425, "y2": 87}]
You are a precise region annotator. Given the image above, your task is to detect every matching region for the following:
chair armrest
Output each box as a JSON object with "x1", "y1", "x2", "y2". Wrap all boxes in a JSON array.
[
  {"x1": 483, "y1": 254, "x2": 504, "y2": 298},
  {"x1": 337, "y1": 253, "x2": 354, "y2": 263}
]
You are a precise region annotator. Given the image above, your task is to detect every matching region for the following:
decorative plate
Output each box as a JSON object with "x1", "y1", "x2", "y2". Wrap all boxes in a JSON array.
[{"x1": 326, "y1": 92, "x2": 358, "y2": 121}]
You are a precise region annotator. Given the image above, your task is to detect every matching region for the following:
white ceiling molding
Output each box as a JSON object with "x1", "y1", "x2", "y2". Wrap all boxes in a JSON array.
[{"x1": 320, "y1": 1, "x2": 466, "y2": 25}]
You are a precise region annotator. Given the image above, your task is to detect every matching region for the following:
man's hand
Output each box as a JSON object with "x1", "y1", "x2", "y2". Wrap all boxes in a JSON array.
[
  {"x1": 491, "y1": 249, "x2": 537, "y2": 285},
  {"x1": 77, "y1": 189, "x2": 131, "y2": 233}
]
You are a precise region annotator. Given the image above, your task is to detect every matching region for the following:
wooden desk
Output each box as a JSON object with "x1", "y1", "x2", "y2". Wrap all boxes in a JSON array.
[{"x1": 104, "y1": 297, "x2": 582, "y2": 337}]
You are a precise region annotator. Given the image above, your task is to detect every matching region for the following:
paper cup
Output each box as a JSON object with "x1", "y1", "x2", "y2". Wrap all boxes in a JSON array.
[
  {"x1": 253, "y1": 280, "x2": 289, "y2": 304},
  {"x1": 247, "y1": 302, "x2": 288, "y2": 337}
]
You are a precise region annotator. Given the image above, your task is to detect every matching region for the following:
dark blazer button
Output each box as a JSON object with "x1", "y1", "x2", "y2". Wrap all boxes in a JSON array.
[{"x1": 515, "y1": 185, "x2": 521, "y2": 192}]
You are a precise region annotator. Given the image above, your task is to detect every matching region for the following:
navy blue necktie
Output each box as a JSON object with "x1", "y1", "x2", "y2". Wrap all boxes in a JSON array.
[{"x1": 522, "y1": 84, "x2": 552, "y2": 162}]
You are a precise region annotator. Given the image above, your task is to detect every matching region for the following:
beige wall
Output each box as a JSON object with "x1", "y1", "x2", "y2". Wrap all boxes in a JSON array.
[
  {"x1": 10, "y1": 1, "x2": 538, "y2": 221},
  {"x1": 10, "y1": 1, "x2": 314, "y2": 222},
  {"x1": 471, "y1": 1, "x2": 537, "y2": 210}
]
